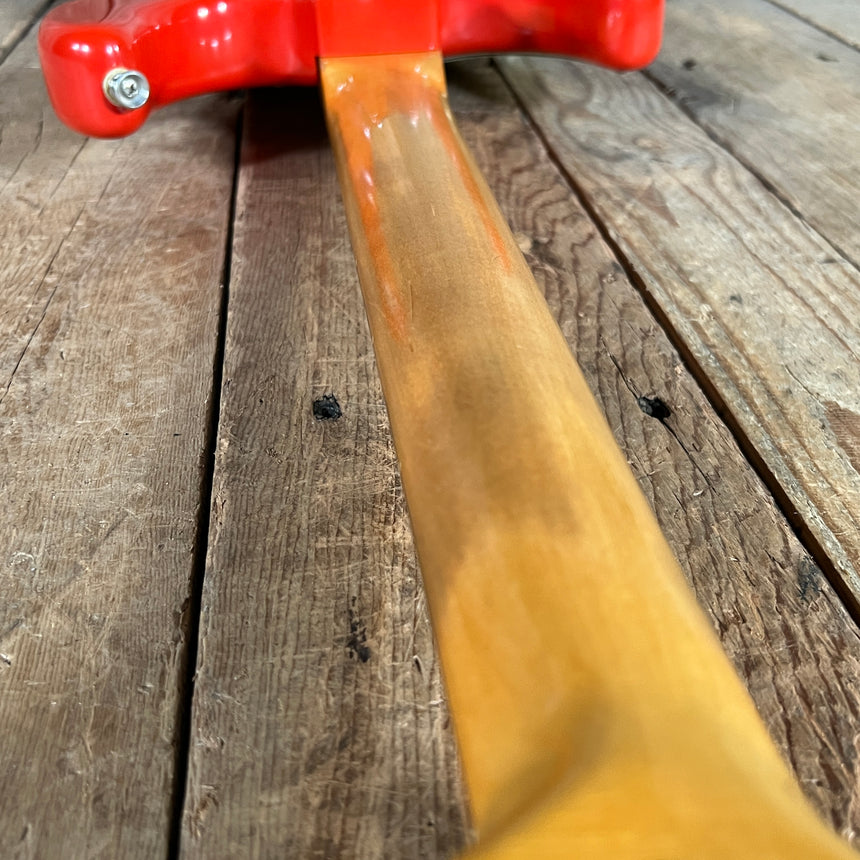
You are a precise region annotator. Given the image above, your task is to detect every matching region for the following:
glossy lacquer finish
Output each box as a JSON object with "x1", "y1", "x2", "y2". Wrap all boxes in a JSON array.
[{"x1": 38, "y1": 0, "x2": 664, "y2": 137}]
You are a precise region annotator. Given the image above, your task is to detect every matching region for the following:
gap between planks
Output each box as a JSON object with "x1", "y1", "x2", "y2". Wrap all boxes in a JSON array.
[
  {"x1": 0, "y1": 0, "x2": 52, "y2": 66},
  {"x1": 493, "y1": 60, "x2": 860, "y2": 626},
  {"x1": 763, "y1": 0, "x2": 860, "y2": 50},
  {"x1": 167, "y1": 106, "x2": 245, "y2": 860},
  {"x1": 496, "y1": 39, "x2": 860, "y2": 616},
  {"x1": 0, "y1": 23, "x2": 241, "y2": 855}
]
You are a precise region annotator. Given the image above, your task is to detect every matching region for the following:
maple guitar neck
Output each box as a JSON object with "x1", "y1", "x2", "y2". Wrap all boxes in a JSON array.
[{"x1": 320, "y1": 51, "x2": 855, "y2": 858}]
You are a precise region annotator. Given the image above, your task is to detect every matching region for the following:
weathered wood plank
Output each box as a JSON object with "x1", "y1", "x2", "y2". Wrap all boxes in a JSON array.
[
  {"x1": 499, "y1": 53, "x2": 860, "y2": 610},
  {"x1": 767, "y1": 0, "x2": 860, "y2": 49},
  {"x1": 0, "y1": 28, "x2": 238, "y2": 860},
  {"x1": 650, "y1": 0, "x2": 860, "y2": 262},
  {"x1": 451, "y1": 60, "x2": 860, "y2": 845},
  {"x1": 0, "y1": 0, "x2": 47, "y2": 64},
  {"x1": 180, "y1": 88, "x2": 470, "y2": 859}
]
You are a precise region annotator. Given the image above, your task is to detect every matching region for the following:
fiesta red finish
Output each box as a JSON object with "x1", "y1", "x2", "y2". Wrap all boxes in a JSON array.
[{"x1": 39, "y1": 0, "x2": 664, "y2": 138}]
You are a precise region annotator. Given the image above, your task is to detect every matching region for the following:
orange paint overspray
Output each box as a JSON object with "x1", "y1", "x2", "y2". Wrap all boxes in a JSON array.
[{"x1": 322, "y1": 52, "x2": 511, "y2": 342}]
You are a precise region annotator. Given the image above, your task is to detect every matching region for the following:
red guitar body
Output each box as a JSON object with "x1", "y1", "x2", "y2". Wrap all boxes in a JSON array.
[{"x1": 39, "y1": 0, "x2": 664, "y2": 138}]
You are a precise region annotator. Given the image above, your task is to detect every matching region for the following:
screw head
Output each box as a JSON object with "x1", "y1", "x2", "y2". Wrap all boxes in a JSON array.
[{"x1": 103, "y1": 69, "x2": 150, "y2": 111}]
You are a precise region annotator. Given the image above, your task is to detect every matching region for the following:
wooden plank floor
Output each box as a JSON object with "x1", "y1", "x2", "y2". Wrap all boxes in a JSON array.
[
  {"x1": 1, "y1": 1, "x2": 858, "y2": 857},
  {"x1": 767, "y1": 0, "x2": 860, "y2": 49},
  {"x1": 0, "y1": 0, "x2": 47, "y2": 63}
]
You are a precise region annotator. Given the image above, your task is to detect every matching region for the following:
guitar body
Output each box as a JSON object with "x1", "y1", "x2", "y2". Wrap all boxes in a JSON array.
[{"x1": 38, "y1": 0, "x2": 663, "y2": 136}]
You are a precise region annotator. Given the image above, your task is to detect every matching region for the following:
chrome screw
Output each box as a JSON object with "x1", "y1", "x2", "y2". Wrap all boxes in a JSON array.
[{"x1": 103, "y1": 69, "x2": 150, "y2": 110}]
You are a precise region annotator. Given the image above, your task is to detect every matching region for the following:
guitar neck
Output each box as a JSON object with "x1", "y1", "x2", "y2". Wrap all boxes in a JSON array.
[{"x1": 320, "y1": 50, "x2": 854, "y2": 858}]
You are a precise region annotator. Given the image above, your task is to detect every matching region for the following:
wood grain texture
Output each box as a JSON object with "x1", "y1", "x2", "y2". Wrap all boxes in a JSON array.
[
  {"x1": 766, "y1": 0, "x2": 860, "y2": 49},
  {"x1": 180, "y1": 89, "x2": 470, "y2": 860},
  {"x1": 446, "y1": 59, "x2": 860, "y2": 845},
  {"x1": 499, "y1": 51, "x2": 860, "y2": 610},
  {"x1": 651, "y1": 0, "x2": 860, "y2": 263},
  {"x1": 0, "y1": 0, "x2": 47, "y2": 64},
  {"x1": 0, "y1": 28, "x2": 238, "y2": 860}
]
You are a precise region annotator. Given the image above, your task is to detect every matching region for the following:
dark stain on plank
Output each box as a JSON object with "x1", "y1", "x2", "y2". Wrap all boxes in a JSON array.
[
  {"x1": 313, "y1": 393, "x2": 342, "y2": 421},
  {"x1": 798, "y1": 557, "x2": 823, "y2": 603},
  {"x1": 347, "y1": 605, "x2": 371, "y2": 663},
  {"x1": 637, "y1": 395, "x2": 672, "y2": 422}
]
